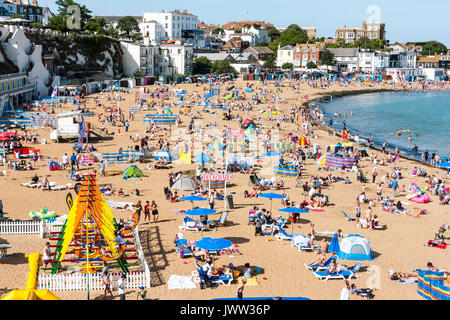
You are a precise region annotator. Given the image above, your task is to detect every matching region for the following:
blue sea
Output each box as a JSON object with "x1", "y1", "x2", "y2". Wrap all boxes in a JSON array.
[{"x1": 317, "y1": 90, "x2": 450, "y2": 161}]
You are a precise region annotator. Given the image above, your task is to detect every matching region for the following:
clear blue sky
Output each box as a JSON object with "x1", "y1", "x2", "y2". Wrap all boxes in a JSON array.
[{"x1": 41, "y1": 0, "x2": 450, "y2": 47}]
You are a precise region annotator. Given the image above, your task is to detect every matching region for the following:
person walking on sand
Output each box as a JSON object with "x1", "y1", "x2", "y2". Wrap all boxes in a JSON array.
[
  {"x1": 151, "y1": 200, "x2": 159, "y2": 223},
  {"x1": 118, "y1": 273, "x2": 126, "y2": 300},
  {"x1": 103, "y1": 271, "x2": 113, "y2": 299},
  {"x1": 340, "y1": 280, "x2": 351, "y2": 300},
  {"x1": 237, "y1": 278, "x2": 246, "y2": 300},
  {"x1": 392, "y1": 178, "x2": 398, "y2": 197},
  {"x1": 372, "y1": 166, "x2": 378, "y2": 184}
]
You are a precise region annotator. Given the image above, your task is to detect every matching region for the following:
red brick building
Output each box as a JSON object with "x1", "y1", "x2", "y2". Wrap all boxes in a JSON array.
[{"x1": 293, "y1": 42, "x2": 326, "y2": 68}]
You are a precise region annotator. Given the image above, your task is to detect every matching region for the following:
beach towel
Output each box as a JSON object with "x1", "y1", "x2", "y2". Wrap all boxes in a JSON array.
[
  {"x1": 398, "y1": 278, "x2": 418, "y2": 285},
  {"x1": 238, "y1": 276, "x2": 258, "y2": 286},
  {"x1": 167, "y1": 275, "x2": 196, "y2": 290},
  {"x1": 427, "y1": 240, "x2": 447, "y2": 249}
]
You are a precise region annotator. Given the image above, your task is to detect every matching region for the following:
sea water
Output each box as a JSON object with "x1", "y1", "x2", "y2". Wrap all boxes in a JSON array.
[{"x1": 318, "y1": 90, "x2": 450, "y2": 161}]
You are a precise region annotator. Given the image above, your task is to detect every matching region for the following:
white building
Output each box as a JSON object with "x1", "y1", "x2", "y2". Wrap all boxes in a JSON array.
[
  {"x1": 358, "y1": 50, "x2": 389, "y2": 73},
  {"x1": 139, "y1": 10, "x2": 205, "y2": 47},
  {"x1": 385, "y1": 68, "x2": 423, "y2": 82},
  {"x1": 42, "y1": 7, "x2": 54, "y2": 26},
  {"x1": 121, "y1": 39, "x2": 194, "y2": 77},
  {"x1": 276, "y1": 45, "x2": 294, "y2": 67},
  {"x1": 219, "y1": 26, "x2": 270, "y2": 46},
  {"x1": 421, "y1": 68, "x2": 445, "y2": 81},
  {"x1": 328, "y1": 48, "x2": 359, "y2": 72}
]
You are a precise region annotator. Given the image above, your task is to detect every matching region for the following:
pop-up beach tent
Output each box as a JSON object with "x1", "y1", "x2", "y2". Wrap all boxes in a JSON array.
[
  {"x1": 122, "y1": 165, "x2": 144, "y2": 180},
  {"x1": 48, "y1": 161, "x2": 61, "y2": 171},
  {"x1": 337, "y1": 234, "x2": 374, "y2": 261}
]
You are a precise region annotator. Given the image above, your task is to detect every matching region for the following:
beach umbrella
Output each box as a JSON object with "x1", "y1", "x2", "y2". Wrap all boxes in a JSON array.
[
  {"x1": 0, "y1": 132, "x2": 20, "y2": 137},
  {"x1": 180, "y1": 196, "x2": 207, "y2": 202},
  {"x1": 244, "y1": 88, "x2": 253, "y2": 93},
  {"x1": 328, "y1": 233, "x2": 340, "y2": 255},
  {"x1": 195, "y1": 237, "x2": 232, "y2": 251},
  {"x1": 437, "y1": 162, "x2": 450, "y2": 168},
  {"x1": 278, "y1": 207, "x2": 309, "y2": 214},
  {"x1": 154, "y1": 150, "x2": 172, "y2": 162},
  {"x1": 172, "y1": 176, "x2": 199, "y2": 191},
  {"x1": 0, "y1": 137, "x2": 12, "y2": 141},
  {"x1": 259, "y1": 192, "x2": 286, "y2": 214},
  {"x1": 184, "y1": 208, "x2": 216, "y2": 216},
  {"x1": 262, "y1": 152, "x2": 280, "y2": 157}
]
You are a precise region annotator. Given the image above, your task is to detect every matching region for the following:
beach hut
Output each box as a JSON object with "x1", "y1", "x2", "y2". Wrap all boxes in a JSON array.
[
  {"x1": 337, "y1": 235, "x2": 374, "y2": 261},
  {"x1": 122, "y1": 165, "x2": 144, "y2": 180}
]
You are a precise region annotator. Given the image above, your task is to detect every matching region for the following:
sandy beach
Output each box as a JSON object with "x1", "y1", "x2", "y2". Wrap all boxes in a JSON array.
[{"x1": 0, "y1": 78, "x2": 448, "y2": 300}]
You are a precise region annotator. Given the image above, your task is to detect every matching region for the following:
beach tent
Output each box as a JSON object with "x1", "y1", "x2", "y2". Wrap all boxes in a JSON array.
[
  {"x1": 299, "y1": 136, "x2": 308, "y2": 146},
  {"x1": 337, "y1": 234, "x2": 374, "y2": 261},
  {"x1": 122, "y1": 165, "x2": 144, "y2": 180},
  {"x1": 48, "y1": 161, "x2": 61, "y2": 171},
  {"x1": 316, "y1": 155, "x2": 327, "y2": 166},
  {"x1": 195, "y1": 152, "x2": 213, "y2": 164},
  {"x1": 155, "y1": 150, "x2": 173, "y2": 162},
  {"x1": 172, "y1": 176, "x2": 199, "y2": 191}
]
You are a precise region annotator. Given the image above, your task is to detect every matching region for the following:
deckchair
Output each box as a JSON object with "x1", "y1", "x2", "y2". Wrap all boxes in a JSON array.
[
  {"x1": 295, "y1": 178, "x2": 304, "y2": 188},
  {"x1": 342, "y1": 210, "x2": 356, "y2": 221},
  {"x1": 304, "y1": 256, "x2": 338, "y2": 271},
  {"x1": 216, "y1": 211, "x2": 229, "y2": 226},
  {"x1": 313, "y1": 270, "x2": 356, "y2": 281},
  {"x1": 175, "y1": 238, "x2": 193, "y2": 258},
  {"x1": 275, "y1": 227, "x2": 293, "y2": 241},
  {"x1": 193, "y1": 263, "x2": 233, "y2": 288}
]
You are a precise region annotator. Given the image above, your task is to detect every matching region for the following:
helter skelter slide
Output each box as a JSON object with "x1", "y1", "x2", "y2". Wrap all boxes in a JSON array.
[{"x1": 48, "y1": 173, "x2": 140, "y2": 275}]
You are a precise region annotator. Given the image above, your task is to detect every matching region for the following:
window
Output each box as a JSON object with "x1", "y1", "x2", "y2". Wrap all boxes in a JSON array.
[
  {"x1": 165, "y1": 15, "x2": 168, "y2": 20},
  {"x1": 165, "y1": 23, "x2": 168, "y2": 28},
  {"x1": 339, "y1": 32, "x2": 344, "y2": 38},
  {"x1": 311, "y1": 54, "x2": 316, "y2": 59},
  {"x1": 303, "y1": 54, "x2": 308, "y2": 59},
  {"x1": 346, "y1": 32, "x2": 354, "y2": 38}
]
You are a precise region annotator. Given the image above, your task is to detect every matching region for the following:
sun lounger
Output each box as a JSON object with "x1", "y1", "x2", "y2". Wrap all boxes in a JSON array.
[
  {"x1": 342, "y1": 210, "x2": 356, "y2": 221},
  {"x1": 275, "y1": 227, "x2": 293, "y2": 241},
  {"x1": 175, "y1": 239, "x2": 194, "y2": 258},
  {"x1": 313, "y1": 270, "x2": 356, "y2": 281},
  {"x1": 193, "y1": 263, "x2": 233, "y2": 288},
  {"x1": 304, "y1": 256, "x2": 337, "y2": 271},
  {"x1": 179, "y1": 216, "x2": 211, "y2": 232},
  {"x1": 50, "y1": 183, "x2": 72, "y2": 191}
]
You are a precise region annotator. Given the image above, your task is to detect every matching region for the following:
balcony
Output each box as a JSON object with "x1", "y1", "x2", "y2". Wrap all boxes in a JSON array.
[
  {"x1": 0, "y1": 72, "x2": 27, "y2": 82},
  {"x1": 0, "y1": 84, "x2": 35, "y2": 97}
]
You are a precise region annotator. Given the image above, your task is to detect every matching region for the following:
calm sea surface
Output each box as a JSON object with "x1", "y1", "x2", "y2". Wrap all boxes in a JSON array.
[{"x1": 318, "y1": 90, "x2": 450, "y2": 160}]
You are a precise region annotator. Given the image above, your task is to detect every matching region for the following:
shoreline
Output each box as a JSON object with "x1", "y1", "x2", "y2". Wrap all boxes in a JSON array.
[{"x1": 303, "y1": 88, "x2": 449, "y2": 171}]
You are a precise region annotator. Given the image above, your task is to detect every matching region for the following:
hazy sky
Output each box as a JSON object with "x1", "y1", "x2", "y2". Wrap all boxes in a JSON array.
[{"x1": 41, "y1": 0, "x2": 450, "y2": 47}]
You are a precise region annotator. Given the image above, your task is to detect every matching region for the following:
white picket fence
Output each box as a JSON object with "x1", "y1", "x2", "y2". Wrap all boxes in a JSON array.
[
  {"x1": 36, "y1": 226, "x2": 151, "y2": 291},
  {"x1": 38, "y1": 271, "x2": 149, "y2": 291},
  {"x1": 0, "y1": 220, "x2": 62, "y2": 238}
]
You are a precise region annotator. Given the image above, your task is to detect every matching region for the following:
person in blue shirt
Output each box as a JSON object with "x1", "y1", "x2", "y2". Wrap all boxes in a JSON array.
[
  {"x1": 392, "y1": 179, "x2": 398, "y2": 197},
  {"x1": 70, "y1": 153, "x2": 79, "y2": 171}
]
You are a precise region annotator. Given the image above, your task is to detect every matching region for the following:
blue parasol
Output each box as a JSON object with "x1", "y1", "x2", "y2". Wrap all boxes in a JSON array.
[
  {"x1": 279, "y1": 207, "x2": 309, "y2": 214},
  {"x1": 180, "y1": 196, "x2": 207, "y2": 202},
  {"x1": 195, "y1": 237, "x2": 232, "y2": 251},
  {"x1": 184, "y1": 208, "x2": 216, "y2": 216},
  {"x1": 328, "y1": 233, "x2": 340, "y2": 254}
]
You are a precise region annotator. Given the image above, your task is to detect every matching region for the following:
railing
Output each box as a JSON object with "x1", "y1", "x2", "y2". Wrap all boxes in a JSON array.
[
  {"x1": 38, "y1": 271, "x2": 149, "y2": 291},
  {"x1": 0, "y1": 72, "x2": 27, "y2": 82},
  {"x1": 36, "y1": 226, "x2": 151, "y2": 291},
  {"x1": 0, "y1": 84, "x2": 36, "y2": 97},
  {"x1": 0, "y1": 220, "x2": 60, "y2": 238}
]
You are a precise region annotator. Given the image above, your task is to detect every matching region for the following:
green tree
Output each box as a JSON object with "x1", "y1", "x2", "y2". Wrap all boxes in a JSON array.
[
  {"x1": 116, "y1": 16, "x2": 141, "y2": 38},
  {"x1": 31, "y1": 22, "x2": 44, "y2": 28},
  {"x1": 106, "y1": 26, "x2": 120, "y2": 38},
  {"x1": 193, "y1": 57, "x2": 212, "y2": 74},
  {"x1": 55, "y1": 0, "x2": 92, "y2": 29},
  {"x1": 212, "y1": 28, "x2": 223, "y2": 35},
  {"x1": 133, "y1": 68, "x2": 143, "y2": 77},
  {"x1": 334, "y1": 38, "x2": 347, "y2": 48},
  {"x1": 84, "y1": 17, "x2": 106, "y2": 34},
  {"x1": 320, "y1": 50, "x2": 336, "y2": 66},
  {"x1": 265, "y1": 25, "x2": 280, "y2": 41},
  {"x1": 282, "y1": 62, "x2": 294, "y2": 70},
  {"x1": 252, "y1": 23, "x2": 261, "y2": 29},
  {"x1": 421, "y1": 41, "x2": 447, "y2": 55},
  {"x1": 47, "y1": 14, "x2": 67, "y2": 31},
  {"x1": 211, "y1": 60, "x2": 237, "y2": 76},
  {"x1": 306, "y1": 61, "x2": 317, "y2": 69},
  {"x1": 11, "y1": 14, "x2": 25, "y2": 19},
  {"x1": 263, "y1": 55, "x2": 276, "y2": 69},
  {"x1": 255, "y1": 41, "x2": 269, "y2": 47}
]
